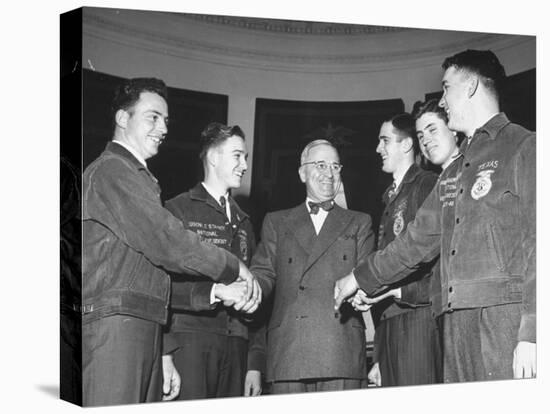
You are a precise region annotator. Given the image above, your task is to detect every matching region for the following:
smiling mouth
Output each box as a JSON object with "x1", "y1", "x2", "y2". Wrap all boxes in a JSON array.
[{"x1": 149, "y1": 135, "x2": 164, "y2": 145}]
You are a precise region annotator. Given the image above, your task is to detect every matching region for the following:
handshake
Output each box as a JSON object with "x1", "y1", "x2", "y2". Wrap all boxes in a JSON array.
[
  {"x1": 212, "y1": 260, "x2": 262, "y2": 314},
  {"x1": 333, "y1": 272, "x2": 400, "y2": 312}
]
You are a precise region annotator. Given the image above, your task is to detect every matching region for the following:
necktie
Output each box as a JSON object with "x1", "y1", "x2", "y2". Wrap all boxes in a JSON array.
[
  {"x1": 388, "y1": 181, "x2": 397, "y2": 199},
  {"x1": 219, "y1": 196, "x2": 229, "y2": 220},
  {"x1": 308, "y1": 200, "x2": 334, "y2": 215}
]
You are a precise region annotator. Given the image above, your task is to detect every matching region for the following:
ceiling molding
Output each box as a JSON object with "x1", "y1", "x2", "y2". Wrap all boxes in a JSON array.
[
  {"x1": 83, "y1": 10, "x2": 532, "y2": 74},
  {"x1": 175, "y1": 13, "x2": 406, "y2": 36}
]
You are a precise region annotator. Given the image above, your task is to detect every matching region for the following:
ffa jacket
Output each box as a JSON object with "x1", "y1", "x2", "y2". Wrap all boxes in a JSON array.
[
  {"x1": 355, "y1": 113, "x2": 536, "y2": 343},
  {"x1": 251, "y1": 203, "x2": 375, "y2": 381},
  {"x1": 163, "y1": 183, "x2": 264, "y2": 371},
  {"x1": 82, "y1": 142, "x2": 239, "y2": 325},
  {"x1": 371, "y1": 164, "x2": 439, "y2": 326}
]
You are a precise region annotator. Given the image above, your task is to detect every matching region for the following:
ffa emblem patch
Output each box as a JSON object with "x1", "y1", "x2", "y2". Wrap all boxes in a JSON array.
[
  {"x1": 239, "y1": 234, "x2": 248, "y2": 261},
  {"x1": 471, "y1": 169, "x2": 494, "y2": 200},
  {"x1": 393, "y1": 210, "x2": 405, "y2": 236}
]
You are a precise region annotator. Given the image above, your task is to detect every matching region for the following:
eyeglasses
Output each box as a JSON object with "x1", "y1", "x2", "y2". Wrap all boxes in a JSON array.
[{"x1": 301, "y1": 161, "x2": 343, "y2": 173}]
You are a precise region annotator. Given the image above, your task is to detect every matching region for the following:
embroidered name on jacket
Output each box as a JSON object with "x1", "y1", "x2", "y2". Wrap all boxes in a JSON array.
[
  {"x1": 440, "y1": 172, "x2": 461, "y2": 209},
  {"x1": 186, "y1": 221, "x2": 238, "y2": 247}
]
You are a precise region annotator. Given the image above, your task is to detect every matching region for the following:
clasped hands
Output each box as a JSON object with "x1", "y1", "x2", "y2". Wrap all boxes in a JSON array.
[
  {"x1": 213, "y1": 261, "x2": 262, "y2": 314},
  {"x1": 333, "y1": 272, "x2": 400, "y2": 312}
]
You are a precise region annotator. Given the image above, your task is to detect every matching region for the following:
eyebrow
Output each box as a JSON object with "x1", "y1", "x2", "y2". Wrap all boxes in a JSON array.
[
  {"x1": 145, "y1": 109, "x2": 168, "y2": 117},
  {"x1": 422, "y1": 122, "x2": 437, "y2": 131}
]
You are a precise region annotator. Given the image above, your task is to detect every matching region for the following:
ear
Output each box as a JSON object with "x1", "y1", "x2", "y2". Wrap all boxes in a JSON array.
[
  {"x1": 205, "y1": 148, "x2": 217, "y2": 168},
  {"x1": 298, "y1": 165, "x2": 306, "y2": 183},
  {"x1": 467, "y1": 76, "x2": 479, "y2": 99},
  {"x1": 401, "y1": 137, "x2": 414, "y2": 154},
  {"x1": 115, "y1": 109, "x2": 129, "y2": 129}
]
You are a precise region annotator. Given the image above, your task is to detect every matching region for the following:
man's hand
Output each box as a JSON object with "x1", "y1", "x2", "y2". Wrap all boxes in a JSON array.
[
  {"x1": 243, "y1": 370, "x2": 262, "y2": 396},
  {"x1": 237, "y1": 260, "x2": 257, "y2": 302},
  {"x1": 214, "y1": 280, "x2": 248, "y2": 307},
  {"x1": 161, "y1": 354, "x2": 181, "y2": 401},
  {"x1": 350, "y1": 288, "x2": 401, "y2": 311},
  {"x1": 349, "y1": 289, "x2": 372, "y2": 312},
  {"x1": 233, "y1": 279, "x2": 262, "y2": 314},
  {"x1": 513, "y1": 341, "x2": 536, "y2": 378},
  {"x1": 368, "y1": 362, "x2": 381, "y2": 386},
  {"x1": 334, "y1": 272, "x2": 360, "y2": 311}
]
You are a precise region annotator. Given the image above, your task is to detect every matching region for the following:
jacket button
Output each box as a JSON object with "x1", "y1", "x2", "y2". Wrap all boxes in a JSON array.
[
  {"x1": 448, "y1": 302, "x2": 452, "y2": 308},
  {"x1": 455, "y1": 218, "x2": 460, "y2": 224},
  {"x1": 451, "y1": 249, "x2": 456, "y2": 256},
  {"x1": 449, "y1": 286, "x2": 453, "y2": 293},
  {"x1": 459, "y1": 188, "x2": 464, "y2": 194},
  {"x1": 343, "y1": 255, "x2": 347, "y2": 261},
  {"x1": 299, "y1": 286, "x2": 305, "y2": 290},
  {"x1": 465, "y1": 162, "x2": 470, "y2": 167},
  {"x1": 288, "y1": 258, "x2": 293, "y2": 264}
]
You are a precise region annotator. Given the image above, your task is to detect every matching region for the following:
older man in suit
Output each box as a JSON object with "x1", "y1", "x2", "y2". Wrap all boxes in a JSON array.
[{"x1": 250, "y1": 139, "x2": 375, "y2": 394}]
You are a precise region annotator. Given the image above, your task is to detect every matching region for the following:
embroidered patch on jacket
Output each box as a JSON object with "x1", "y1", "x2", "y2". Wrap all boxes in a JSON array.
[
  {"x1": 471, "y1": 169, "x2": 495, "y2": 200},
  {"x1": 393, "y1": 210, "x2": 405, "y2": 236},
  {"x1": 238, "y1": 229, "x2": 248, "y2": 261}
]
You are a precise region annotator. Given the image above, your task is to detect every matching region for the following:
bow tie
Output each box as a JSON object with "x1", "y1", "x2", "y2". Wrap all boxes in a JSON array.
[{"x1": 308, "y1": 200, "x2": 334, "y2": 215}]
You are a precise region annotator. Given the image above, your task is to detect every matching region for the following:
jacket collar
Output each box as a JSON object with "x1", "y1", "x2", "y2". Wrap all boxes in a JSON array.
[
  {"x1": 105, "y1": 141, "x2": 158, "y2": 183},
  {"x1": 189, "y1": 183, "x2": 249, "y2": 222},
  {"x1": 458, "y1": 113, "x2": 510, "y2": 155},
  {"x1": 383, "y1": 163, "x2": 422, "y2": 201},
  {"x1": 473, "y1": 112, "x2": 510, "y2": 141}
]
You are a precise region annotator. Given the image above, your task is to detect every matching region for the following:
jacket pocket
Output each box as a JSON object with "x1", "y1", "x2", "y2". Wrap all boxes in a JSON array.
[{"x1": 485, "y1": 224, "x2": 506, "y2": 272}]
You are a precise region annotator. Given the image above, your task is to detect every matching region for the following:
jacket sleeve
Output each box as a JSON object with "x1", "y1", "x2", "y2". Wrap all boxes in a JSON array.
[
  {"x1": 85, "y1": 158, "x2": 239, "y2": 283},
  {"x1": 397, "y1": 172, "x2": 439, "y2": 306},
  {"x1": 246, "y1": 315, "x2": 267, "y2": 373},
  {"x1": 250, "y1": 213, "x2": 278, "y2": 299},
  {"x1": 354, "y1": 183, "x2": 442, "y2": 295},
  {"x1": 169, "y1": 277, "x2": 216, "y2": 312},
  {"x1": 356, "y1": 213, "x2": 376, "y2": 264},
  {"x1": 516, "y1": 133, "x2": 536, "y2": 343}
]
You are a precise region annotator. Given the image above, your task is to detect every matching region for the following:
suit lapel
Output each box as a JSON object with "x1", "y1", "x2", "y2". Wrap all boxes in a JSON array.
[
  {"x1": 302, "y1": 205, "x2": 351, "y2": 278},
  {"x1": 284, "y1": 203, "x2": 316, "y2": 256}
]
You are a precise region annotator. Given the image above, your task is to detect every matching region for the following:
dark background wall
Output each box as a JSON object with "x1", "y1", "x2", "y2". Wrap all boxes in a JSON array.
[{"x1": 82, "y1": 68, "x2": 535, "y2": 237}]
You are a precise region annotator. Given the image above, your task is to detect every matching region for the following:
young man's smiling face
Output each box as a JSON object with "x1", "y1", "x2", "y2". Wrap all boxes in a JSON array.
[
  {"x1": 376, "y1": 121, "x2": 408, "y2": 175},
  {"x1": 118, "y1": 91, "x2": 169, "y2": 161},
  {"x1": 439, "y1": 66, "x2": 471, "y2": 135},
  {"x1": 211, "y1": 135, "x2": 248, "y2": 192},
  {"x1": 416, "y1": 112, "x2": 458, "y2": 168}
]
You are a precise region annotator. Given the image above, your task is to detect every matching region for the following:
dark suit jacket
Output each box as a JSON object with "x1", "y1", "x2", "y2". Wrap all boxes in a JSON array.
[{"x1": 251, "y1": 202, "x2": 375, "y2": 382}]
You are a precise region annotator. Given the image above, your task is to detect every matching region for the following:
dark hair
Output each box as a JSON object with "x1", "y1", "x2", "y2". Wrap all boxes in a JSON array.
[
  {"x1": 442, "y1": 49, "x2": 506, "y2": 99},
  {"x1": 199, "y1": 122, "x2": 245, "y2": 162},
  {"x1": 412, "y1": 99, "x2": 448, "y2": 123},
  {"x1": 111, "y1": 77, "x2": 168, "y2": 125},
  {"x1": 384, "y1": 113, "x2": 419, "y2": 156}
]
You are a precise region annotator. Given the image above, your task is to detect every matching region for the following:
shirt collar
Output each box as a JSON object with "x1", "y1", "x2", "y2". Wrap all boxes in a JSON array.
[
  {"x1": 201, "y1": 182, "x2": 228, "y2": 207},
  {"x1": 394, "y1": 163, "x2": 418, "y2": 189},
  {"x1": 112, "y1": 140, "x2": 147, "y2": 167}
]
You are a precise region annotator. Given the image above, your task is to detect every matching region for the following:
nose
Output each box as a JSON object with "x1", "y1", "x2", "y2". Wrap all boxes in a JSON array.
[
  {"x1": 376, "y1": 141, "x2": 383, "y2": 154},
  {"x1": 241, "y1": 157, "x2": 248, "y2": 172},
  {"x1": 157, "y1": 118, "x2": 168, "y2": 134}
]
